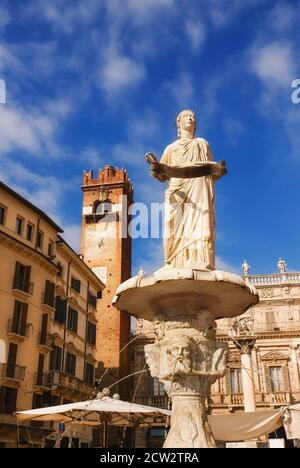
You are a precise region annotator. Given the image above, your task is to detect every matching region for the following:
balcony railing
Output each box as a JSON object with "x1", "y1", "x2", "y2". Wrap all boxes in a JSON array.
[
  {"x1": 41, "y1": 292, "x2": 55, "y2": 309},
  {"x1": 246, "y1": 273, "x2": 300, "y2": 286},
  {"x1": 48, "y1": 371, "x2": 95, "y2": 397},
  {"x1": 12, "y1": 278, "x2": 34, "y2": 296},
  {"x1": 227, "y1": 393, "x2": 244, "y2": 405},
  {"x1": 7, "y1": 319, "x2": 31, "y2": 338},
  {"x1": 2, "y1": 364, "x2": 26, "y2": 381},
  {"x1": 38, "y1": 332, "x2": 52, "y2": 349},
  {"x1": 135, "y1": 395, "x2": 169, "y2": 409},
  {"x1": 34, "y1": 372, "x2": 50, "y2": 389}
]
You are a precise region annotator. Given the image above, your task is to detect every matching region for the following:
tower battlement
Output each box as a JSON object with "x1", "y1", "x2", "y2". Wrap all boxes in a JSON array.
[{"x1": 82, "y1": 166, "x2": 133, "y2": 194}]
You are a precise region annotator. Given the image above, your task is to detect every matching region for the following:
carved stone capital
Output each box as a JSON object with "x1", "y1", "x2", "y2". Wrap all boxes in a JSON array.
[{"x1": 234, "y1": 338, "x2": 256, "y2": 355}]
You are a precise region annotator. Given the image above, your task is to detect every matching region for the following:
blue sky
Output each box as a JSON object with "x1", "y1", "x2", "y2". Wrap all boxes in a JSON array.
[{"x1": 0, "y1": 0, "x2": 300, "y2": 276}]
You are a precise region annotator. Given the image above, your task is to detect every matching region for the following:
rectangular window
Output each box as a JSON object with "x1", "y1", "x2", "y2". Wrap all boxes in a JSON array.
[
  {"x1": 40, "y1": 314, "x2": 48, "y2": 345},
  {"x1": 153, "y1": 378, "x2": 165, "y2": 396},
  {"x1": 85, "y1": 363, "x2": 94, "y2": 387},
  {"x1": 67, "y1": 307, "x2": 78, "y2": 334},
  {"x1": 26, "y1": 223, "x2": 33, "y2": 241},
  {"x1": 65, "y1": 352, "x2": 76, "y2": 376},
  {"x1": 0, "y1": 205, "x2": 6, "y2": 225},
  {"x1": 87, "y1": 322, "x2": 96, "y2": 346},
  {"x1": 11, "y1": 300, "x2": 28, "y2": 336},
  {"x1": 88, "y1": 292, "x2": 97, "y2": 308},
  {"x1": 71, "y1": 277, "x2": 81, "y2": 294},
  {"x1": 54, "y1": 297, "x2": 67, "y2": 324},
  {"x1": 37, "y1": 230, "x2": 43, "y2": 249},
  {"x1": 0, "y1": 387, "x2": 18, "y2": 414},
  {"x1": 13, "y1": 261, "x2": 31, "y2": 293},
  {"x1": 43, "y1": 280, "x2": 55, "y2": 307},
  {"x1": 6, "y1": 343, "x2": 18, "y2": 378},
  {"x1": 36, "y1": 354, "x2": 45, "y2": 386},
  {"x1": 16, "y1": 216, "x2": 23, "y2": 235},
  {"x1": 48, "y1": 240, "x2": 54, "y2": 257},
  {"x1": 269, "y1": 366, "x2": 284, "y2": 392},
  {"x1": 230, "y1": 368, "x2": 243, "y2": 394},
  {"x1": 49, "y1": 346, "x2": 62, "y2": 371}
]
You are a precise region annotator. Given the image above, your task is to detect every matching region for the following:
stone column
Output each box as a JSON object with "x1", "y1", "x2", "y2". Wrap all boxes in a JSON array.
[
  {"x1": 145, "y1": 312, "x2": 228, "y2": 448},
  {"x1": 237, "y1": 339, "x2": 256, "y2": 413},
  {"x1": 290, "y1": 345, "x2": 300, "y2": 390},
  {"x1": 251, "y1": 347, "x2": 261, "y2": 392}
]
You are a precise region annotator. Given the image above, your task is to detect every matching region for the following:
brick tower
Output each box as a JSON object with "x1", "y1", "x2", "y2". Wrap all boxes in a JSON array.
[{"x1": 80, "y1": 166, "x2": 133, "y2": 396}]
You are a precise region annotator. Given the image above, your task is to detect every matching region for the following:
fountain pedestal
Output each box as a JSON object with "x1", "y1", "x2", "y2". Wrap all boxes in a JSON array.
[{"x1": 113, "y1": 268, "x2": 258, "y2": 448}]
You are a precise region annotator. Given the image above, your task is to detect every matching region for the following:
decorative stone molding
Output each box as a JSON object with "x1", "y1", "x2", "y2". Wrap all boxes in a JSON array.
[{"x1": 261, "y1": 351, "x2": 289, "y2": 364}]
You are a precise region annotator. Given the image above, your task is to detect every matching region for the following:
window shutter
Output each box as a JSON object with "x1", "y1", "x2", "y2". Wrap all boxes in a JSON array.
[
  {"x1": 225, "y1": 368, "x2": 231, "y2": 394},
  {"x1": 20, "y1": 303, "x2": 28, "y2": 336},
  {"x1": 24, "y1": 266, "x2": 31, "y2": 292},
  {"x1": 74, "y1": 311, "x2": 78, "y2": 333},
  {"x1": 37, "y1": 354, "x2": 44, "y2": 385},
  {"x1": 12, "y1": 301, "x2": 21, "y2": 332},
  {"x1": 13, "y1": 262, "x2": 22, "y2": 289},
  {"x1": 0, "y1": 387, "x2": 6, "y2": 413},
  {"x1": 49, "y1": 282, "x2": 55, "y2": 307},
  {"x1": 7, "y1": 343, "x2": 18, "y2": 377},
  {"x1": 264, "y1": 366, "x2": 272, "y2": 393},
  {"x1": 282, "y1": 365, "x2": 290, "y2": 392},
  {"x1": 41, "y1": 314, "x2": 48, "y2": 343}
]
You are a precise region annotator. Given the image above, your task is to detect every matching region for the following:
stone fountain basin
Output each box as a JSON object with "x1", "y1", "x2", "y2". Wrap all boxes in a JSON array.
[{"x1": 113, "y1": 268, "x2": 259, "y2": 321}]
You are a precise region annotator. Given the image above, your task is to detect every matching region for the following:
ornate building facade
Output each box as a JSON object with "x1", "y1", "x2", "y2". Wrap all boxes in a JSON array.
[
  {"x1": 0, "y1": 182, "x2": 105, "y2": 448},
  {"x1": 131, "y1": 268, "x2": 300, "y2": 447}
]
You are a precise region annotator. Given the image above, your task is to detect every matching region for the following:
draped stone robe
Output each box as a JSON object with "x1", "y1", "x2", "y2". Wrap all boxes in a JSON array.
[{"x1": 160, "y1": 137, "x2": 216, "y2": 271}]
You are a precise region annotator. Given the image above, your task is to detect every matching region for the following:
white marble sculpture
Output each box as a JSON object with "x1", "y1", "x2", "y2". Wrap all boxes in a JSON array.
[
  {"x1": 242, "y1": 259, "x2": 250, "y2": 276},
  {"x1": 146, "y1": 109, "x2": 226, "y2": 271},
  {"x1": 114, "y1": 110, "x2": 259, "y2": 448},
  {"x1": 277, "y1": 257, "x2": 287, "y2": 274}
]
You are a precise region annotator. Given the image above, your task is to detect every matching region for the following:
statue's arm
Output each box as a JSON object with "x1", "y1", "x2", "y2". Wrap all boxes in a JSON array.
[{"x1": 145, "y1": 152, "x2": 227, "y2": 181}]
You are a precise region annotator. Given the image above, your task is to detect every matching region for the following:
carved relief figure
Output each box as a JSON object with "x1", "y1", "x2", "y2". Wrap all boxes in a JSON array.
[
  {"x1": 277, "y1": 257, "x2": 287, "y2": 274},
  {"x1": 242, "y1": 259, "x2": 250, "y2": 276}
]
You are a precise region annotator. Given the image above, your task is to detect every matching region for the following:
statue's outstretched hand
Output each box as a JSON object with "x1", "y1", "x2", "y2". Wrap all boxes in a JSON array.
[
  {"x1": 211, "y1": 161, "x2": 227, "y2": 180},
  {"x1": 145, "y1": 152, "x2": 168, "y2": 182}
]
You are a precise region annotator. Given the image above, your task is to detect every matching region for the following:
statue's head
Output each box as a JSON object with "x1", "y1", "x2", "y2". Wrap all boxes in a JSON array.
[{"x1": 176, "y1": 109, "x2": 196, "y2": 138}]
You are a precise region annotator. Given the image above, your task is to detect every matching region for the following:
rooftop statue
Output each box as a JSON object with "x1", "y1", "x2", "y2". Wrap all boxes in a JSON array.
[{"x1": 146, "y1": 109, "x2": 226, "y2": 271}]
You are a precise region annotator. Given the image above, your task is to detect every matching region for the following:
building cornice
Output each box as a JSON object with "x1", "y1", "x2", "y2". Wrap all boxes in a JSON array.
[
  {"x1": 0, "y1": 229, "x2": 59, "y2": 274},
  {"x1": 0, "y1": 181, "x2": 63, "y2": 233}
]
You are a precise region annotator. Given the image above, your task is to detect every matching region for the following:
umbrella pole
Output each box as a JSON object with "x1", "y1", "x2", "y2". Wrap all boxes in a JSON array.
[{"x1": 102, "y1": 422, "x2": 107, "y2": 448}]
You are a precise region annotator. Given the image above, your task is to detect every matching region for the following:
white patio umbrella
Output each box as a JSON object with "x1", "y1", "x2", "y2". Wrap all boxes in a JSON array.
[
  {"x1": 16, "y1": 392, "x2": 171, "y2": 447},
  {"x1": 17, "y1": 395, "x2": 170, "y2": 427}
]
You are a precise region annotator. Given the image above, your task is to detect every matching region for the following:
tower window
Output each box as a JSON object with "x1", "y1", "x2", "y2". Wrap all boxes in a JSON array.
[{"x1": 95, "y1": 200, "x2": 113, "y2": 215}]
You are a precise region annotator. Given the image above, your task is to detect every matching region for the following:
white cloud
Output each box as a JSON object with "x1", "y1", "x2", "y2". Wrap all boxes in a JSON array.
[
  {"x1": 223, "y1": 117, "x2": 246, "y2": 144},
  {"x1": 185, "y1": 20, "x2": 206, "y2": 52},
  {"x1": 216, "y1": 256, "x2": 240, "y2": 274},
  {"x1": 98, "y1": 51, "x2": 145, "y2": 96},
  {"x1": 165, "y1": 72, "x2": 195, "y2": 108},
  {"x1": 105, "y1": 0, "x2": 175, "y2": 26},
  {"x1": 79, "y1": 146, "x2": 103, "y2": 169},
  {"x1": 265, "y1": 2, "x2": 298, "y2": 33},
  {"x1": 62, "y1": 224, "x2": 81, "y2": 252},
  {"x1": 0, "y1": 105, "x2": 52, "y2": 155},
  {"x1": 207, "y1": 0, "x2": 266, "y2": 29},
  {"x1": 23, "y1": 0, "x2": 103, "y2": 34},
  {"x1": 249, "y1": 41, "x2": 296, "y2": 88},
  {"x1": 133, "y1": 239, "x2": 164, "y2": 275},
  {"x1": 0, "y1": 45, "x2": 23, "y2": 74}
]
